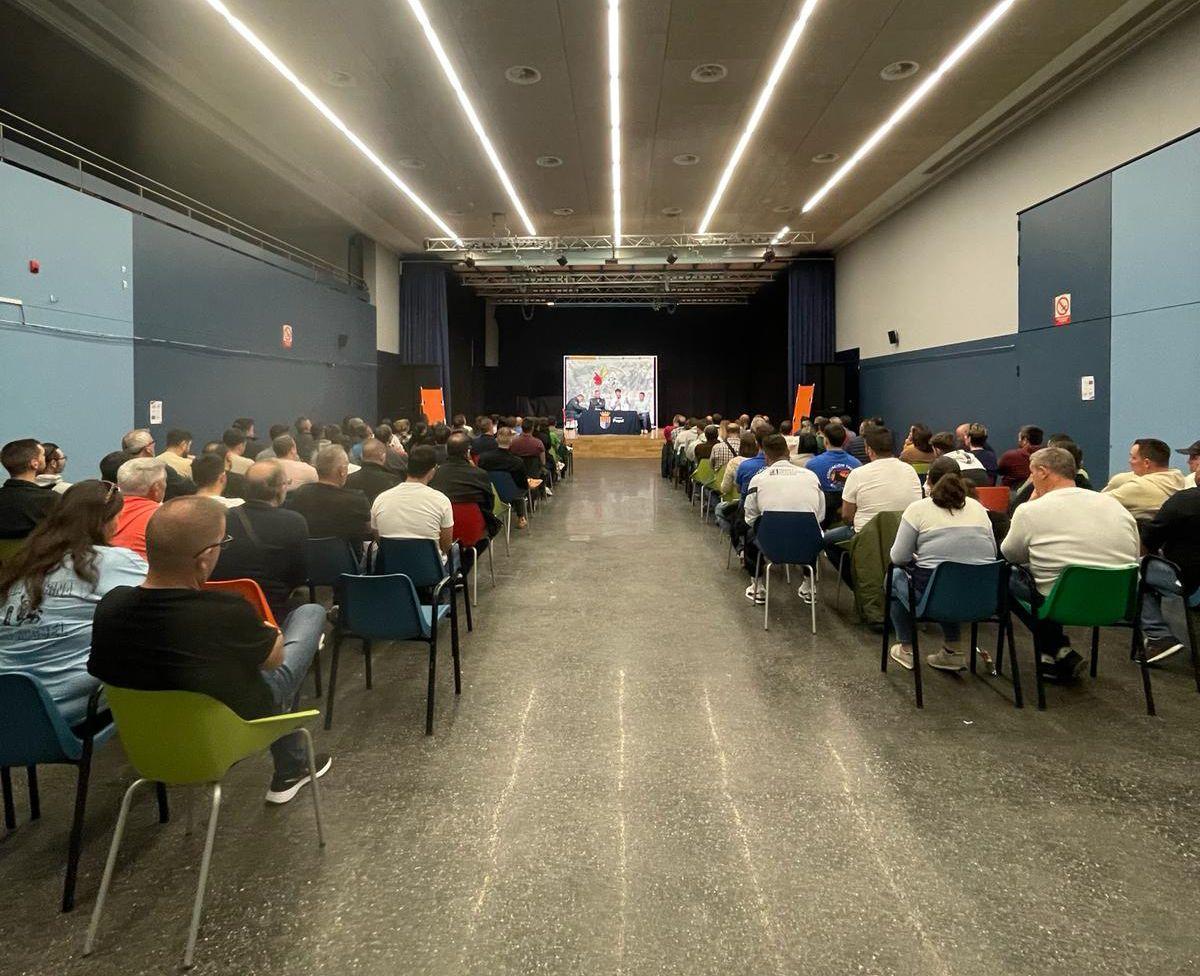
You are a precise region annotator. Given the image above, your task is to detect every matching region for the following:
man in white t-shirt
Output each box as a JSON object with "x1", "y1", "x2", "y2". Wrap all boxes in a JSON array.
[
  {"x1": 370, "y1": 445, "x2": 453, "y2": 557},
  {"x1": 741, "y1": 433, "x2": 825, "y2": 605},
  {"x1": 823, "y1": 426, "x2": 922, "y2": 578},
  {"x1": 272, "y1": 435, "x2": 318, "y2": 493},
  {"x1": 1001, "y1": 446, "x2": 1140, "y2": 681}
]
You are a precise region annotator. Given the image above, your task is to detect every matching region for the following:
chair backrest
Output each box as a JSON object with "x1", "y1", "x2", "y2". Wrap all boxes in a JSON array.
[
  {"x1": 691, "y1": 458, "x2": 714, "y2": 484},
  {"x1": 202, "y1": 578, "x2": 277, "y2": 626},
  {"x1": 375, "y1": 537, "x2": 447, "y2": 588},
  {"x1": 0, "y1": 673, "x2": 82, "y2": 765},
  {"x1": 306, "y1": 536, "x2": 361, "y2": 587},
  {"x1": 339, "y1": 573, "x2": 426, "y2": 639},
  {"x1": 909, "y1": 461, "x2": 931, "y2": 476},
  {"x1": 451, "y1": 502, "x2": 486, "y2": 547},
  {"x1": 914, "y1": 560, "x2": 1006, "y2": 623},
  {"x1": 488, "y1": 470, "x2": 524, "y2": 504},
  {"x1": 754, "y1": 511, "x2": 825, "y2": 567},
  {"x1": 974, "y1": 486, "x2": 1010, "y2": 514},
  {"x1": 491, "y1": 483, "x2": 506, "y2": 517},
  {"x1": 104, "y1": 686, "x2": 281, "y2": 785},
  {"x1": 1040, "y1": 564, "x2": 1139, "y2": 626}
]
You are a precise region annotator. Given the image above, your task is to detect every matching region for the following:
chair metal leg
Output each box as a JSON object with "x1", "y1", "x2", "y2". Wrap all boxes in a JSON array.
[
  {"x1": 311, "y1": 649, "x2": 323, "y2": 698},
  {"x1": 84, "y1": 778, "x2": 150, "y2": 956},
  {"x1": 62, "y1": 748, "x2": 93, "y2": 912},
  {"x1": 460, "y1": 568, "x2": 474, "y2": 633},
  {"x1": 1, "y1": 766, "x2": 14, "y2": 830},
  {"x1": 504, "y1": 506, "x2": 512, "y2": 554},
  {"x1": 1005, "y1": 615, "x2": 1023, "y2": 709},
  {"x1": 881, "y1": 569, "x2": 894, "y2": 672},
  {"x1": 27, "y1": 765, "x2": 40, "y2": 820},
  {"x1": 363, "y1": 638, "x2": 373, "y2": 690},
  {"x1": 763, "y1": 561, "x2": 771, "y2": 631},
  {"x1": 298, "y1": 728, "x2": 326, "y2": 848},
  {"x1": 807, "y1": 566, "x2": 817, "y2": 634},
  {"x1": 911, "y1": 610, "x2": 924, "y2": 709},
  {"x1": 183, "y1": 783, "x2": 223, "y2": 969},
  {"x1": 835, "y1": 552, "x2": 848, "y2": 612},
  {"x1": 785, "y1": 565, "x2": 791, "y2": 584},
  {"x1": 324, "y1": 630, "x2": 343, "y2": 731},
  {"x1": 969, "y1": 623, "x2": 979, "y2": 675},
  {"x1": 487, "y1": 543, "x2": 496, "y2": 587},
  {"x1": 1090, "y1": 627, "x2": 1100, "y2": 678},
  {"x1": 425, "y1": 628, "x2": 439, "y2": 736},
  {"x1": 1029, "y1": 625, "x2": 1046, "y2": 711},
  {"x1": 155, "y1": 781, "x2": 170, "y2": 824},
  {"x1": 1130, "y1": 611, "x2": 1155, "y2": 716}
]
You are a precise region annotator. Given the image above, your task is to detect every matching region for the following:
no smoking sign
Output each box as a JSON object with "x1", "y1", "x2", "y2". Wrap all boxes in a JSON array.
[{"x1": 1053, "y1": 293, "x2": 1071, "y2": 327}]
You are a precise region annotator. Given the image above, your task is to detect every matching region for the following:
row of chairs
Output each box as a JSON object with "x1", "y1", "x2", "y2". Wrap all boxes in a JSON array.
[{"x1": 0, "y1": 463, "x2": 569, "y2": 965}]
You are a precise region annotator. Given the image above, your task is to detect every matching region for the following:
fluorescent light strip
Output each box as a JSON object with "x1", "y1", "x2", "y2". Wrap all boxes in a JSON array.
[
  {"x1": 697, "y1": 0, "x2": 821, "y2": 235},
  {"x1": 404, "y1": 0, "x2": 536, "y2": 236},
  {"x1": 803, "y1": 0, "x2": 1019, "y2": 213},
  {"x1": 770, "y1": 225, "x2": 790, "y2": 245},
  {"x1": 608, "y1": 0, "x2": 622, "y2": 246},
  {"x1": 200, "y1": 0, "x2": 461, "y2": 244}
]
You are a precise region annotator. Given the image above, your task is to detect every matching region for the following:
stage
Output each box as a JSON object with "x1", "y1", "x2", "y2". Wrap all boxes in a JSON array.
[{"x1": 568, "y1": 434, "x2": 663, "y2": 459}]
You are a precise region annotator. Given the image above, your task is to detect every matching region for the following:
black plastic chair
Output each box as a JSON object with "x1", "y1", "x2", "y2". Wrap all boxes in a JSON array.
[
  {"x1": 1137, "y1": 554, "x2": 1200, "y2": 693},
  {"x1": 302, "y1": 537, "x2": 362, "y2": 696},
  {"x1": 882, "y1": 560, "x2": 1019, "y2": 709}
]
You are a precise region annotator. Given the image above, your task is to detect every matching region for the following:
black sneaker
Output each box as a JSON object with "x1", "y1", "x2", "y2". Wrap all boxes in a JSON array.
[
  {"x1": 266, "y1": 753, "x2": 332, "y2": 805},
  {"x1": 1052, "y1": 649, "x2": 1086, "y2": 683},
  {"x1": 1145, "y1": 637, "x2": 1184, "y2": 665}
]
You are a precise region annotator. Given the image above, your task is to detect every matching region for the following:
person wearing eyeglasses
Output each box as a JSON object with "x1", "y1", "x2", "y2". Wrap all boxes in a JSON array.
[
  {"x1": 35, "y1": 442, "x2": 72, "y2": 494},
  {"x1": 1, "y1": 439, "x2": 59, "y2": 540},
  {"x1": 88, "y1": 495, "x2": 330, "y2": 804},
  {"x1": 0, "y1": 480, "x2": 146, "y2": 725}
]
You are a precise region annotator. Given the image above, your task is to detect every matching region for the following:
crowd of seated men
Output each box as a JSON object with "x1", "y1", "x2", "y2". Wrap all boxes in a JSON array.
[
  {"x1": 0, "y1": 412, "x2": 571, "y2": 806},
  {"x1": 664, "y1": 411, "x2": 1200, "y2": 681}
]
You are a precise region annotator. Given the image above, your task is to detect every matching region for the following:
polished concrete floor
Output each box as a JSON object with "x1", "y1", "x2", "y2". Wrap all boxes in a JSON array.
[{"x1": 3, "y1": 459, "x2": 1199, "y2": 975}]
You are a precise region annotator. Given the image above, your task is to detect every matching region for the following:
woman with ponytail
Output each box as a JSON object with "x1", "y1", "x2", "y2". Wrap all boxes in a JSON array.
[
  {"x1": 887, "y1": 457, "x2": 997, "y2": 673},
  {"x1": 0, "y1": 480, "x2": 147, "y2": 724}
]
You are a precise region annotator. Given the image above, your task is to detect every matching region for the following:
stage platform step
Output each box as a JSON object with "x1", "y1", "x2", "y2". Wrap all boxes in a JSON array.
[{"x1": 569, "y1": 434, "x2": 663, "y2": 459}]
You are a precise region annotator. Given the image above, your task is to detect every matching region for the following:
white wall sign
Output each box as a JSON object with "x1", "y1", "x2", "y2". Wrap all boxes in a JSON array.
[
  {"x1": 149, "y1": 400, "x2": 163, "y2": 425},
  {"x1": 1080, "y1": 376, "x2": 1095, "y2": 402}
]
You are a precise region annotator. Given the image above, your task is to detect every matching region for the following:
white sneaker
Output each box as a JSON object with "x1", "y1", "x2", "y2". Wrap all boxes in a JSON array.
[
  {"x1": 797, "y1": 579, "x2": 814, "y2": 604},
  {"x1": 744, "y1": 582, "x2": 766, "y2": 605},
  {"x1": 544, "y1": 486, "x2": 554, "y2": 496},
  {"x1": 889, "y1": 644, "x2": 914, "y2": 670}
]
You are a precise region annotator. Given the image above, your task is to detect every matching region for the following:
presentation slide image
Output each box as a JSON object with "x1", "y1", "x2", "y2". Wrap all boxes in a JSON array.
[{"x1": 563, "y1": 355, "x2": 656, "y2": 421}]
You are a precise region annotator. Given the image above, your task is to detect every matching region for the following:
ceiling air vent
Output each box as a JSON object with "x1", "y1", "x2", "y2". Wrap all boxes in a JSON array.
[
  {"x1": 690, "y1": 63, "x2": 728, "y2": 83},
  {"x1": 505, "y1": 65, "x2": 542, "y2": 85}
]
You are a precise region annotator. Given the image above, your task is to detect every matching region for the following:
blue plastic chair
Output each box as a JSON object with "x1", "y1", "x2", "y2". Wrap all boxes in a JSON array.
[
  {"x1": 375, "y1": 536, "x2": 472, "y2": 635},
  {"x1": 488, "y1": 470, "x2": 527, "y2": 542},
  {"x1": 0, "y1": 675, "x2": 166, "y2": 911},
  {"x1": 324, "y1": 573, "x2": 456, "y2": 735},
  {"x1": 753, "y1": 511, "x2": 825, "y2": 633},
  {"x1": 881, "y1": 560, "x2": 1018, "y2": 709}
]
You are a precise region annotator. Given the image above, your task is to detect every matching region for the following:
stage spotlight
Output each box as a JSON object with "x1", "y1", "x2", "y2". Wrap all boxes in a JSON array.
[
  {"x1": 464, "y1": 255, "x2": 476, "y2": 268},
  {"x1": 556, "y1": 254, "x2": 568, "y2": 266},
  {"x1": 762, "y1": 247, "x2": 775, "y2": 262},
  {"x1": 666, "y1": 252, "x2": 677, "y2": 265}
]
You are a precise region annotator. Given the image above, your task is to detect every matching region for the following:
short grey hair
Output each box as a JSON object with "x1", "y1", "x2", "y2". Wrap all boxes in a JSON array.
[
  {"x1": 122, "y1": 428, "x2": 153, "y2": 453},
  {"x1": 117, "y1": 456, "x2": 167, "y2": 495},
  {"x1": 314, "y1": 444, "x2": 349, "y2": 479},
  {"x1": 1029, "y1": 446, "x2": 1076, "y2": 480}
]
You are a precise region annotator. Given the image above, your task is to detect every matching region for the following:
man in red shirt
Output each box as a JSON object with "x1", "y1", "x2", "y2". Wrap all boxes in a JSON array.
[
  {"x1": 110, "y1": 457, "x2": 166, "y2": 558},
  {"x1": 997, "y1": 425, "x2": 1044, "y2": 490}
]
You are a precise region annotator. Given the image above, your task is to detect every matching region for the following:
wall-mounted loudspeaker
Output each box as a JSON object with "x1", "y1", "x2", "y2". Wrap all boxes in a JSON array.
[
  {"x1": 887, "y1": 329, "x2": 900, "y2": 346},
  {"x1": 337, "y1": 333, "x2": 349, "y2": 349}
]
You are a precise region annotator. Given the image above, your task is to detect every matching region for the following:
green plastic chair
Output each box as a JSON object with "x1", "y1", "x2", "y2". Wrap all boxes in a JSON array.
[
  {"x1": 84, "y1": 687, "x2": 325, "y2": 969},
  {"x1": 1006, "y1": 564, "x2": 1152, "y2": 713},
  {"x1": 703, "y1": 463, "x2": 726, "y2": 522},
  {"x1": 691, "y1": 458, "x2": 714, "y2": 513}
]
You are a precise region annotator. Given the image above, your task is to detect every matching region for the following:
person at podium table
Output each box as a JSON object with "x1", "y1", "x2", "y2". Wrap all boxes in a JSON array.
[
  {"x1": 609, "y1": 388, "x2": 631, "y2": 411},
  {"x1": 588, "y1": 393, "x2": 606, "y2": 411},
  {"x1": 565, "y1": 395, "x2": 588, "y2": 422}
]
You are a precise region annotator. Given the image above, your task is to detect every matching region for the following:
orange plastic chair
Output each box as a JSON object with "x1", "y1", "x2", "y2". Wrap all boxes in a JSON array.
[
  {"x1": 975, "y1": 486, "x2": 1011, "y2": 514},
  {"x1": 203, "y1": 578, "x2": 277, "y2": 626}
]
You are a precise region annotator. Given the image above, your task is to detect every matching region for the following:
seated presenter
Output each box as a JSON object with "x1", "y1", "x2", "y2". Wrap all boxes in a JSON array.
[
  {"x1": 565, "y1": 395, "x2": 588, "y2": 421},
  {"x1": 610, "y1": 388, "x2": 631, "y2": 411},
  {"x1": 635, "y1": 391, "x2": 653, "y2": 433},
  {"x1": 588, "y1": 392, "x2": 607, "y2": 411}
]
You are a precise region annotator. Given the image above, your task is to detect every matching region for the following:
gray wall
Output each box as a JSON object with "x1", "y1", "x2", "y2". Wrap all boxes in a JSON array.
[{"x1": 132, "y1": 216, "x2": 376, "y2": 445}]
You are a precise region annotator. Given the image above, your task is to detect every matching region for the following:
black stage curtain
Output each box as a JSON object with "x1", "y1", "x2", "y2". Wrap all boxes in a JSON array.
[{"x1": 787, "y1": 260, "x2": 836, "y2": 391}]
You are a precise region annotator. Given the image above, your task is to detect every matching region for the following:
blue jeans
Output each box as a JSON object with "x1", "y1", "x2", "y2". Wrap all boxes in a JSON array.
[
  {"x1": 259, "y1": 603, "x2": 326, "y2": 777},
  {"x1": 888, "y1": 567, "x2": 960, "y2": 645},
  {"x1": 1009, "y1": 574, "x2": 1067, "y2": 660},
  {"x1": 1140, "y1": 559, "x2": 1199, "y2": 644},
  {"x1": 823, "y1": 524, "x2": 854, "y2": 583}
]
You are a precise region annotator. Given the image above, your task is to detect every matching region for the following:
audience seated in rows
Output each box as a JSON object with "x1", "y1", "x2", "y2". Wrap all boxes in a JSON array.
[
  {"x1": 899, "y1": 424, "x2": 935, "y2": 465},
  {"x1": 1141, "y1": 471, "x2": 1200, "y2": 662},
  {"x1": 35, "y1": 442, "x2": 71, "y2": 494},
  {"x1": 157, "y1": 428, "x2": 195, "y2": 480},
  {"x1": 224, "y1": 427, "x2": 255, "y2": 476},
  {"x1": 110, "y1": 457, "x2": 166, "y2": 559},
  {"x1": 710, "y1": 423, "x2": 741, "y2": 470},
  {"x1": 191, "y1": 452, "x2": 244, "y2": 508},
  {"x1": 1179, "y1": 440, "x2": 1200, "y2": 489},
  {"x1": 371, "y1": 446, "x2": 453, "y2": 557},
  {"x1": 123, "y1": 428, "x2": 194, "y2": 499},
  {"x1": 0, "y1": 480, "x2": 147, "y2": 724},
  {"x1": 345, "y1": 439, "x2": 403, "y2": 503},
  {"x1": 1101, "y1": 437, "x2": 1186, "y2": 519},
  {"x1": 272, "y1": 434, "x2": 319, "y2": 492},
  {"x1": 0, "y1": 440, "x2": 59, "y2": 540},
  {"x1": 256, "y1": 425, "x2": 292, "y2": 461},
  {"x1": 931, "y1": 430, "x2": 988, "y2": 485},
  {"x1": 430, "y1": 432, "x2": 502, "y2": 543},
  {"x1": 806, "y1": 423, "x2": 860, "y2": 493},
  {"x1": 88, "y1": 496, "x2": 329, "y2": 804},
  {"x1": 285, "y1": 446, "x2": 372, "y2": 546},
  {"x1": 477, "y1": 428, "x2": 537, "y2": 528},
  {"x1": 997, "y1": 425, "x2": 1043, "y2": 489}
]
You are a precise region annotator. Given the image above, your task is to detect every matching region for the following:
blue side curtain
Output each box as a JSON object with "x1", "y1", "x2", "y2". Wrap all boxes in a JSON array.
[
  {"x1": 399, "y1": 262, "x2": 451, "y2": 408},
  {"x1": 787, "y1": 261, "x2": 835, "y2": 392}
]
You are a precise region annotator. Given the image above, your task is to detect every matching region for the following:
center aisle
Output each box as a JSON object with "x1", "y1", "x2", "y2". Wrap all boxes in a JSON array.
[{"x1": 7, "y1": 460, "x2": 1199, "y2": 975}]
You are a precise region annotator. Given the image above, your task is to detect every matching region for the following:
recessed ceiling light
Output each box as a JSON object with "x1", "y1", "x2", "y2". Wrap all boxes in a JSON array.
[
  {"x1": 804, "y1": 0, "x2": 1019, "y2": 214},
  {"x1": 199, "y1": 0, "x2": 460, "y2": 243},
  {"x1": 772, "y1": 204, "x2": 793, "y2": 214},
  {"x1": 811, "y1": 152, "x2": 840, "y2": 164},
  {"x1": 552, "y1": 207, "x2": 575, "y2": 216},
  {"x1": 397, "y1": 156, "x2": 426, "y2": 169},
  {"x1": 880, "y1": 60, "x2": 920, "y2": 81},
  {"x1": 323, "y1": 68, "x2": 356, "y2": 88},
  {"x1": 661, "y1": 206, "x2": 682, "y2": 217},
  {"x1": 537, "y1": 155, "x2": 564, "y2": 168},
  {"x1": 697, "y1": 0, "x2": 821, "y2": 234},
  {"x1": 672, "y1": 153, "x2": 700, "y2": 166},
  {"x1": 505, "y1": 65, "x2": 542, "y2": 85},
  {"x1": 690, "y1": 63, "x2": 727, "y2": 83},
  {"x1": 608, "y1": 0, "x2": 622, "y2": 245},
  {"x1": 404, "y1": 0, "x2": 536, "y2": 235}
]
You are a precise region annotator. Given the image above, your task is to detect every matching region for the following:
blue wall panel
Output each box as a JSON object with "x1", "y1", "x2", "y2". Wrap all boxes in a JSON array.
[
  {"x1": 0, "y1": 163, "x2": 133, "y2": 477},
  {"x1": 132, "y1": 216, "x2": 376, "y2": 444},
  {"x1": 1110, "y1": 304, "x2": 1200, "y2": 476},
  {"x1": 1018, "y1": 175, "x2": 1111, "y2": 331},
  {"x1": 858, "y1": 336, "x2": 1020, "y2": 447},
  {"x1": 1111, "y1": 133, "x2": 1200, "y2": 317}
]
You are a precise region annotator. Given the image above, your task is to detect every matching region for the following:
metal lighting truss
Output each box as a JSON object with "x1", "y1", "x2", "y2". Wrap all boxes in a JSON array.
[
  {"x1": 424, "y1": 231, "x2": 814, "y2": 252},
  {"x1": 461, "y1": 268, "x2": 779, "y2": 305}
]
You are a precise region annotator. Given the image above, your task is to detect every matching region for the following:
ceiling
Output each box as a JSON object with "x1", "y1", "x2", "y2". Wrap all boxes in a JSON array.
[{"x1": 3, "y1": 0, "x2": 1195, "y2": 302}]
